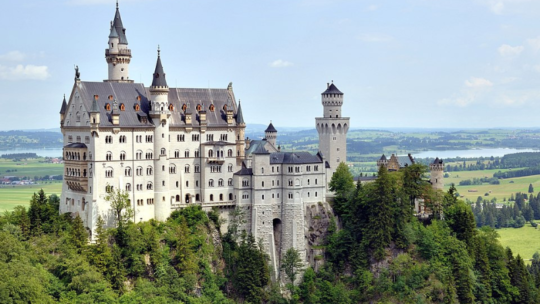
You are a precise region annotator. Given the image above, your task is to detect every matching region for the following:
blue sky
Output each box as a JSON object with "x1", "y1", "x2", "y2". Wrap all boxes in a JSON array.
[{"x1": 2, "y1": 0, "x2": 540, "y2": 130}]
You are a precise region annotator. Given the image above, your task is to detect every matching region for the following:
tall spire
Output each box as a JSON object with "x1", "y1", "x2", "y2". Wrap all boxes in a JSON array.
[
  {"x1": 90, "y1": 95, "x2": 99, "y2": 113},
  {"x1": 236, "y1": 100, "x2": 245, "y2": 124},
  {"x1": 151, "y1": 46, "x2": 168, "y2": 88},
  {"x1": 112, "y1": 1, "x2": 128, "y2": 44}
]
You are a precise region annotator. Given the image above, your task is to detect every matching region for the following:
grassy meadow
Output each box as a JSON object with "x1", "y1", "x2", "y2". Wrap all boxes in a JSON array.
[
  {"x1": 0, "y1": 182, "x2": 62, "y2": 212},
  {"x1": 443, "y1": 168, "x2": 540, "y2": 202},
  {"x1": 498, "y1": 224, "x2": 540, "y2": 262},
  {"x1": 0, "y1": 157, "x2": 63, "y2": 212}
]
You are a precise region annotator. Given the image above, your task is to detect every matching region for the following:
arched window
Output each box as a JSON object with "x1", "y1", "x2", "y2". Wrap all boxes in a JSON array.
[
  {"x1": 125, "y1": 167, "x2": 132, "y2": 176},
  {"x1": 120, "y1": 151, "x2": 126, "y2": 161},
  {"x1": 161, "y1": 148, "x2": 166, "y2": 155},
  {"x1": 218, "y1": 179, "x2": 224, "y2": 187},
  {"x1": 169, "y1": 164, "x2": 176, "y2": 174},
  {"x1": 126, "y1": 183, "x2": 131, "y2": 191},
  {"x1": 209, "y1": 179, "x2": 214, "y2": 187},
  {"x1": 169, "y1": 104, "x2": 174, "y2": 111},
  {"x1": 228, "y1": 149, "x2": 233, "y2": 157},
  {"x1": 210, "y1": 194, "x2": 214, "y2": 201},
  {"x1": 136, "y1": 166, "x2": 143, "y2": 176},
  {"x1": 120, "y1": 103, "x2": 125, "y2": 111},
  {"x1": 174, "y1": 150, "x2": 180, "y2": 158},
  {"x1": 147, "y1": 182, "x2": 153, "y2": 190},
  {"x1": 176, "y1": 195, "x2": 180, "y2": 202},
  {"x1": 182, "y1": 104, "x2": 187, "y2": 111},
  {"x1": 147, "y1": 166, "x2": 153, "y2": 175},
  {"x1": 208, "y1": 150, "x2": 213, "y2": 158},
  {"x1": 209, "y1": 104, "x2": 215, "y2": 111},
  {"x1": 105, "y1": 103, "x2": 111, "y2": 111},
  {"x1": 185, "y1": 149, "x2": 190, "y2": 158},
  {"x1": 134, "y1": 103, "x2": 140, "y2": 111},
  {"x1": 261, "y1": 167, "x2": 264, "y2": 174},
  {"x1": 196, "y1": 104, "x2": 202, "y2": 111},
  {"x1": 228, "y1": 178, "x2": 233, "y2": 186},
  {"x1": 106, "y1": 152, "x2": 112, "y2": 161},
  {"x1": 219, "y1": 193, "x2": 223, "y2": 201},
  {"x1": 229, "y1": 193, "x2": 233, "y2": 200},
  {"x1": 228, "y1": 164, "x2": 233, "y2": 172},
  {"x1": 185, "y1": 165, "x2": 190, "y2": 173}
]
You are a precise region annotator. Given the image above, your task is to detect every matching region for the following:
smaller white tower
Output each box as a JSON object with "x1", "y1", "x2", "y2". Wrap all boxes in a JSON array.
[
  {"x1": 149, "y1": 48, "x2": 171, "y2": 221},
  {"x1": 264, "y1": 122, "x2": 277, "y2": 148},
  {"x1": 105, "y1": 2, "x2": 132, "y2": 83},
  {"x1": 430, "y1": 158, "x2": 444, "y2": 190}
]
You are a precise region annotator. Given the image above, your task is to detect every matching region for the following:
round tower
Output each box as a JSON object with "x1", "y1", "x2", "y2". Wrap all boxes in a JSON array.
[
  {"x1": 430, "y1": 158, "x2": 444, "y2": 190},
  {"x1": 264, "y1": 122, "x2": 277, "y2": 148},
  {"x1": 105, "y1": 2, "x2": 133, "y2": 83},
  {"x1": 315, "y1": 81, "x2": 350, "y2": 176},
  {"x1": 377, "y1": 154, "x2": 388, "y2": 169},
  {"x1": 149, "y1": 48, "x2": 171, "y2": 221}
]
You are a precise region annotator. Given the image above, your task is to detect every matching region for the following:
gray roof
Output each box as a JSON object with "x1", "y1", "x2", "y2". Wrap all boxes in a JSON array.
[
  {"x1": 90, "y1": 95, "x2": 99, "y2": 113},
  {"x1": 252, "y1": 143, "x2": 270, "y2": 155},
  {"x1": 270, "y1": 152, "x2": 323, "y2": 164},
  {"x1": 60, "y1": 95, "x2": 67, "y2": 114},
  {"x1": 151, "y1": 50, "x2": 168, "y2": 88},
  {"x1": 65, "y1": 143, "x2": 87, "y2": 149},
  {"x1": 245, "y1": 140, "x2": 267, "y2": 155},
  {"x1": 379, "y1": 154, "x2": 387, "y2": 161},
  {"x1": 397, "y1": 155, "x2": 415, "y2": 167},
  {"x1": 74, "y1": 81, "x2": 241, "y2": 128},
  {"x1": 322, "y1": 83, "x2": 343, "y2": 95},
  {"x1": 236, "y1": 100, "x2": 245, "y2": 124},
  {"x1": 433, "y1": 157, "x2": 443, "y2": 164},
  {"x1": 112, "y1": 4, "x2": 128, "y2": 44},
  {"x1": 265, "y1": 122, "x2": 277, "y2": 133},
  {"x1": 234, "y1": 166, "x2": 253, "y2": 176}
]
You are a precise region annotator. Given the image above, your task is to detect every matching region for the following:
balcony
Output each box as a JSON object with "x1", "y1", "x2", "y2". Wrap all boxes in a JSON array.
[{"x1": 105, "y1": 49, "x2": 132, "y2": 56}]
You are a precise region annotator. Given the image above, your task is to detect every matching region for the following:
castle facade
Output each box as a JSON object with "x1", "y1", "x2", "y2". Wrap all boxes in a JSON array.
[{"x1": 59, "y1": 3, "x2": 349, "y2": 278}]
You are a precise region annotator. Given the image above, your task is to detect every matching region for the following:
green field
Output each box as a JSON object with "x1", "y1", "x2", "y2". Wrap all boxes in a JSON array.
[
  {"x1": 498, "y1": 224, "x2": 540, "y2": 262},
  {"x1": 443, "y1": 169, "x2": 540, "y2": 202},
  {"x1": 0, "y1": 182, "x2": 62, "y2": 212},
  {"x1": 0, "y1": 157, "x2": 63, "y2": 212}
]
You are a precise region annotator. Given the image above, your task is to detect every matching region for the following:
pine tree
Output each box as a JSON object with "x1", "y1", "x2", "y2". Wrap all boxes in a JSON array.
[
  {"x1": 19, "y1": 207, "x2": 30, "y2": 239},
  {"x1": 529, "y1": 184, "x2": 535, "y2": 194},
  {"x1": 70, "y1": 214, "x2": 88, "y2": 249}
]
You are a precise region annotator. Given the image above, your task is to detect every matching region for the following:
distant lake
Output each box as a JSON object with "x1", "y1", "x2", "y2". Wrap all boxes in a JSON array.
[
  {"x1": 415, "y1": 148, "x2": 540, "y2": 159},
  {"x1": 0, "y1": 148, "x2": 63, "y2": 158}
]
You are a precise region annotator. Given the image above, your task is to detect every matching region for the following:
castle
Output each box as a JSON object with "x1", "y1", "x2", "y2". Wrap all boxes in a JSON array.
[{"x1": 58, "y1": 3, "x2": 351, "y2": 279}]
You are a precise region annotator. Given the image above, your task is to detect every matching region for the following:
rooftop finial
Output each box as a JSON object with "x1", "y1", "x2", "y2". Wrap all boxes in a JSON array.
[
  {"x1": 158, "y1": 45, "x2": 160, "y2": 57},
  {"x1": 116, "y1": 0, "x2": 118, "y2": 9}
]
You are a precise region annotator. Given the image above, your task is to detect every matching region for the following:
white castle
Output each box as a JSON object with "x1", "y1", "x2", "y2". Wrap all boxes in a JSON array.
[{"x1": 59, "y1": 3, "x2": 349, "y2": 278}]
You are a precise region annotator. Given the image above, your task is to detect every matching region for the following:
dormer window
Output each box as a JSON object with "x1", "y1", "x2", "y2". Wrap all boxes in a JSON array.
[
  {"x1": 105, "y1": 103, "x2": 111, "y2": 111},
  {"x1": 120, "y1": 103, "x2": 125, "y2": 111},
  {"x1": 196, "y1": 104, "x2": 202, "y2": 111},
  {"x1": 182, "y1": 104, "x2": 187, "y2": 111},
  {"x1": 223, "y1": 105, "x2": 228, "y2": 111},
  {"x1": 209, "y1": 104, "x2": 215, "y2": 112},
  {"x1": 134, "y1": 104, "x2": 140, "y2": 111},
  {"x1": 169, "y1": 104, "x2": 174, "y2": 111},
  {"x1": 108, "y1": 95, "x2": 113, "y2": 101}
]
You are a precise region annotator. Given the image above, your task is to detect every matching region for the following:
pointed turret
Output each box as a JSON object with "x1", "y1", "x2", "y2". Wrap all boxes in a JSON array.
[
  {"x1": 59, "y1": 95, "x2": 67, "y2": 126},
  {"x1": 90, "y1": 95, "x2": 100, "y2": 126},
  {"x1": 264, "y1": 121, "x2": 277, "y2": 147},
  {"x1": 90, "y1": 96, "x2": 99, "y2": 113},
  {"x1": 112, "y1": 1, "x2": 128, "y2": 45},
  {"x1": 236, "y1": 100, "x2": 245, "y2": 124},
  {"x1": 151, "y1": 47, "x2": 168, "y2": 89}
]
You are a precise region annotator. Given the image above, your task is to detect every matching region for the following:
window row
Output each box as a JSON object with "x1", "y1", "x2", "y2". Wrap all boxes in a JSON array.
[{"x1": 208, "y1": 178, "x2": 233, "y2": 187}]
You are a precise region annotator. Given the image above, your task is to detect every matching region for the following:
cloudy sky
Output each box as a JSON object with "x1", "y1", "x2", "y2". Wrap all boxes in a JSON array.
[{"x1": 2, "y1": 0, "x2": 540, "y2": 130}]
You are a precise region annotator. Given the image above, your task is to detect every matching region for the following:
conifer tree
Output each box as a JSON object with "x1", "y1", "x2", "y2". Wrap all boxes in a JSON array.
[{"x1": 70, "y1": 214, "x2": 88, "y2": 249}]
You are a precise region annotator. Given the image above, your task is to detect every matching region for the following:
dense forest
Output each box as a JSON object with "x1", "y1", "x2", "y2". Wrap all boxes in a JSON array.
[
  {"x1": 472, "y1": 192, "x2": 540, "y2": 229},
  {"x1": 2, "y1": 165, "x2": 540, "y2": 303}
]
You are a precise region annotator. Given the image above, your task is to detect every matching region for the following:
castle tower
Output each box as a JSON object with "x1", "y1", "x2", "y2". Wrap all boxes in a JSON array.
[
  {"x1": 430, "y1": 158, "x2": 444, "y2": 190},
  {"x1": 315, "y1": 81, "x2": 350, "y2": 176},
  {"x1": 105, "y1": 2, "x2": 133, "y2": 83},
  {"x1": 264, "y1": 122, "x2": 277, "y2": 148},
  {"x1": 149, "y1": 48, "x2": 171, "y2": 221}
]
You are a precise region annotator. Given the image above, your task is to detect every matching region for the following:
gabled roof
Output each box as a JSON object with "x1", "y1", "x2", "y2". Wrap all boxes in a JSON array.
[
  {"x1": 379, "y1": 154, "x2": 387, "y2": 161},
  {"x1": 151, "y1": 49, "x2": 168, "y2": 88},
  {"x1": 59, "y1": 95, "x2": 67, "y2": 114},
  {"x1": 270, "y1": 152, "x2": 323, "y2": 164},
  {"x1": 322, "y1": 82, "x2": 343, "y2": 95},
  {"x1": 265, "y1": 122, "x2": 277, "y2": 133},
  {"x1": 236, "y1": 100, "x2": 245, "y2": 124},
  {"x1": 112, "y1": 3, "x2": 128, "y2": 44}
]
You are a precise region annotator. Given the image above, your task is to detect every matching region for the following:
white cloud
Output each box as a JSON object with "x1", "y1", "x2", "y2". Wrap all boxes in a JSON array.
[
  {"x1": 527, "y1": 36, "x2": 540, "y2": 52},
  {"x1": 0, "y1": 51, "x2": 26, "y2": 62},
  {"x1": 0, "y1": 64, "x2": 50, "y2": 80},
  {"x1": 465, "y1": 77, "x2": 493, "y2": 88},
  {"x1": 498, "y1": 44, "x2": 524, "y2": 56},
  {"x1": 269, "y1": 59, "x2": 293, "y2": 68},
  {"x1": 358, "y1": 33, "x2": 393, "y2": 42},
  {"x1": 439, "y1": 77, "x2": 493, "y2": 107}
]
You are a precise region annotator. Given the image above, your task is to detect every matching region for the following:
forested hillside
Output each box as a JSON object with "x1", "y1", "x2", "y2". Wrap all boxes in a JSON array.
[{"x1": 2, "y1": 166, "x2": 540, "y2": 303}]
